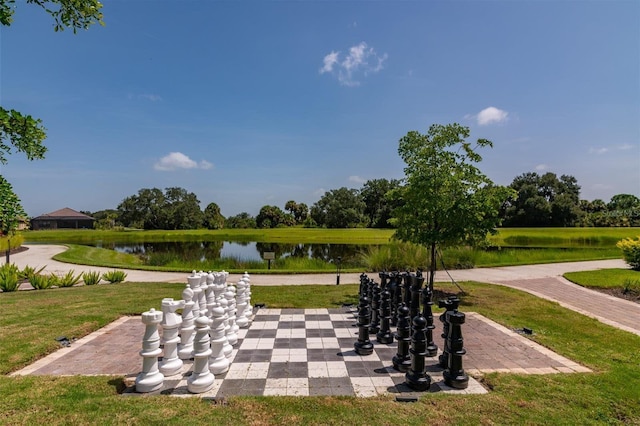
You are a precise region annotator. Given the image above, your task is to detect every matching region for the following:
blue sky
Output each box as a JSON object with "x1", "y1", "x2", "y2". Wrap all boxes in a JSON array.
[{"x1": 1, "y1": 0, "x2": 638, "y2": 218}]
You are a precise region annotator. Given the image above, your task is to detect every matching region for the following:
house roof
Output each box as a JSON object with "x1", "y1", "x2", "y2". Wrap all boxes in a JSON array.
[{"x1": 32, "y1": 207, "x2": 95, "y2": 221}]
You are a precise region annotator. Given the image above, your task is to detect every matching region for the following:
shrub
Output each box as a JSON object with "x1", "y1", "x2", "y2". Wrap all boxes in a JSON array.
[
  {"x1": 29, "y1": 274, "x2": 54, "y2": 290},
  {"x1": 57, "y1": 270, "x2": 82, "y2": 288},
  {"x1": 616, "y1": 236, "x2": 640, "y2": 270},
  {"x1": 19, "y1": 265, "x2": 47, "y2": 281},
  {"x1": 82, "y1": 271, "x2": 102, "y2": 286},
  {"x1": 102, "y1": 270, "x2": 127, "y2": 284},
  {"x1": 0, "y1": 263, "x2": 20, "y2": 292}
]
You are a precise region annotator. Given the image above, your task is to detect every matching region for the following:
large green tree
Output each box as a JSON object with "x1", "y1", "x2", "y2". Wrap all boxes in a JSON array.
[
  {"x1": 360, "y1": 178, "x2": 401, "y2": 228},
  {"x1": 117, "y1": 187, "x2": 203, "y2": 230},
  {"x1": 0, "y1": 176, "x2": 26, "y2": 263},
  {"x1": 256, "y1": 205, "x2": 293, "y2": 228},
  {"x1": 503, "y1": 172, "x2": 582, "y2": 227},
  {"x1": 203, "y1": 202, "x2": 225, "y2": 229},
  {"x1": 391, "y1": 123, "x2": 513, "y2": 290},
  {"x1": 310, "y1": 187, "x2": 368, "y2": 228}
]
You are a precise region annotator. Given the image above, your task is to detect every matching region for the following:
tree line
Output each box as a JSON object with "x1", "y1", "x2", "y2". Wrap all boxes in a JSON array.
[{"x1": 87, "y1": 174, "x2": 639, "y2": 231}]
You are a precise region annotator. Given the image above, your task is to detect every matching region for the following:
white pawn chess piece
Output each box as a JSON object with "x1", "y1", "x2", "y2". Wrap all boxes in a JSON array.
[
  {"x1": 178, "y1": 285, "x2": 196, "y2": 360},
  {"x1": 159, "y1": 298, "x2": 185, "y2": 376},
  {"x1": 135, "y1": 308, "x2": 164, "y2": 393},
  {"x1": 235, "y1": 279, "x2": 249, "y2": 328},
  {"x1": 187, "y1": 313, "x2": 215, "y2": 394},
  {"x1": 205, "y1": 274, "x2": 216, "y2": 319},
  {"x1": 188, "y1": 271, "x2": 201, "y2": 319},
  {"x1": 224, "y1": 286, "x2": 238, "y2": 346},
  {"x1": 198, "y1": 271, "x2": 208, "y2": 318},
  {"x1": 218, "y1": 296, "x2": 233, "y2": 359},
  {"x1": 243, "y1": 272, "x2": 253, "y2": 325},
  {"x1": 208, "y1": 301, "x2": 230, "y2": 375},
  {"x1": 229, "y1": 285, "x2": 240, "y2": 337}
]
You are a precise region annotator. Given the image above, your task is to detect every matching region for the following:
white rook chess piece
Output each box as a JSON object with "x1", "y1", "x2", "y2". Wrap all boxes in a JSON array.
[
  {"x1": 160, "y1": 298, "x2": 185, "y2": 376},
  {"x1": 178, "y1": 284, "x2": 196, "y2": 360},
  {"x1": 187, "y1": 313, "x2": 215, "y2": 394},
  {"x1": 208, "y1": 301, "x2": 230, "y2": 375},
  {"x1": 135, "y1": 308, "x2": 164, "y2": 393}
]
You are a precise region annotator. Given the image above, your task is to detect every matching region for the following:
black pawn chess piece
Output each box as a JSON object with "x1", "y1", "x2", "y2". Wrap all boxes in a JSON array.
[
  {"x1": 405, "y1": 314, "x2": 431, "y2": 391},
  {"x1": 443, "y1": 311, "x2": 469, "y2": 389},
  {"x1": 376, "y1": 281, "x2": 394, "y2": 344},
  {"x1": 422, "y1": 284, "x2": 438, "y2": 357},
  {"x1": 369, "y1": 281, "x2": 381, "y2": 335},
  {"x1": 438, "y1": 296, "x2": 461, "y2": 368},
  {"x1": 392, "y1": 304, "x2": 412, "y2": 372},
  {"x1": 409, "y1": 274, "x2": 423, "y2": 321},
  {"x1": 390, "y1": 272, "x2": 402, "y2": 327},
  {"x1": 354, "y1": 293, "x2": 374, "y2": 356}
]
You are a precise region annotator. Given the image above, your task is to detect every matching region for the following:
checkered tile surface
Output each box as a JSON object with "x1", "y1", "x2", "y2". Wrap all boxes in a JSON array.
[{"x1": 125, "y1": 308, "x2": 485, "y2": 397}]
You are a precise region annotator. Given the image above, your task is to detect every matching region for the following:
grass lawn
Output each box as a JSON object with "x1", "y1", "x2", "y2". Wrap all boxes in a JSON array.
[
  {"x1": 1, "y1": 282, "x2": 639, "y2": 424},
  {"x1": 564, "y1": 269, "x2": 640, "y2": 289}
]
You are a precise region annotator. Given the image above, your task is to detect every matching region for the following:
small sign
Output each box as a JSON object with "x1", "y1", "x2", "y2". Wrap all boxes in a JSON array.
[{"x1": 263, "y1": 251, "x2": 275, "y2": 260}]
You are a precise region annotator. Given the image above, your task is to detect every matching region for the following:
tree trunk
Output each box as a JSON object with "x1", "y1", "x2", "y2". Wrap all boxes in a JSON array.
[{"x1": 428, "y1": 241, "x2": 437, "y2": 292}]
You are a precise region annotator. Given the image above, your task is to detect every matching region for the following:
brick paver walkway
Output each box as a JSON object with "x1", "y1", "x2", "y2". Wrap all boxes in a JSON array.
[{"x1": 495, "y1": 277, "x2": 640, "y2": 337}]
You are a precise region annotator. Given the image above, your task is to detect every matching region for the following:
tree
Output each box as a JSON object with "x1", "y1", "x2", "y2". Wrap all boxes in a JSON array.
[
  {"x1": 284, "y1": 200, "x2": 308, "y2": 224},
  {"x1": 225, "y1": 212, "x2": 256, "y2": 229},
  {"x1": 607, "y1": 194, "x2": 640, "y2": 211},
  {"x1": 203, "y1": 202, "x2": 224, "y2": 229},
  {"x1": 503, "y1": 172, "x2": 581, "y2": 227},
  {"x1": 117, "y1": 187, "x2": 203, "y2": 230},
  {"x1": 0, "y1": 176, "x2": 26, "y2": 263},
  {"x1": 360, "y1": 178, "x2": 401, "y2": 228},
  {"x1": 310, "y1": 187, "x2": 368, "y2": 228},
  {"x1": 256, "y1": 205, "x2": 292, "y2": 228},
  {"x1": 391, "y1": 123, "x2": 513, "y2": 290}
]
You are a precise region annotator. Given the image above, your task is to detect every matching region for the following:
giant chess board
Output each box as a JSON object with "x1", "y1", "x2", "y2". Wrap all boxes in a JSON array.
[{"x1": 124, "y1": 307, "x2": 486, "y2": 397}]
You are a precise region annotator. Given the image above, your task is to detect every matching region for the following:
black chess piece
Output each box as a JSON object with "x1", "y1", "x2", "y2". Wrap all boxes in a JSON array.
[
  {"x1": 376, "y1": 281, "x2": 394, "y2": 344},
  {"x1": 389, "y1": 272, "x2": 401, "y2": 326},
  {"x1": 438, "y1": 296, "x2": 460, "y2": 368},
  {"x1": 443, "y1": 311, "x2": 469, "y2": 389},
  {"x1": 369, "y1": 280, "x2": 381, "y2": 335},
  {"x1": 392, "y1": 304, "x2": 412, "y2": 372},
  {"x1": 422, "y1": 284, "x2": 438, "y2": 357},
  {"x1": 354, "y1": 293, "x2": 374, "y2": 356},
  {"x1": 405, "y1": 314, "x2": 431, "y2": 391}
]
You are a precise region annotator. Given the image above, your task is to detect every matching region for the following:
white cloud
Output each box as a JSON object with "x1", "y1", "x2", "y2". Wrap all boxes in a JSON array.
[
  {"x1": 154, "y1": 152, "x2": 213, "y2": 171},
  {"x1": 319, "y1": 42, "x2": 388, "y2": 87},
  {"x1": 475, "y1": 106, "x2": 509, "y2": 126},
  {"x1": 313, "y1": 188, "x2": 326, "y2": 197},
  {"x1": 320, "y1": 51, "x2": 339, "y2": 74},
  {"x1": 588, "y1": 147, "x2": 609, "y2": 155},
  {"x1": 617, "y1": 144, "x2": 633, "y2": 150},
  {"x1": 128, "y1": 93, "x2": 163, "y2": 102},
  {"x1": 535, "y1": 164, "x2": 549, "y2": 171},
  {"x1": 349, "y1": 175, "x2": 366, "y2": 184}
]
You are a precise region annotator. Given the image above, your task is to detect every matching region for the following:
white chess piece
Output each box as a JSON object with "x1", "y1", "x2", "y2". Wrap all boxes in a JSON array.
[
  {"x1": 178, "y1": 285, "x2": 196, "y2": 360},
  {"x1": 159, "y1": 298, "x2": 185, "y2": 376},
  {"x1": 135, "y1": 308, "x2": 164, "y2": 393},
  {"x1": 208, "y1": 301, "x2": 230, "y2": 374},
  {"x1": 187, "y1": 313, "x2": 215, "y2": 393}
]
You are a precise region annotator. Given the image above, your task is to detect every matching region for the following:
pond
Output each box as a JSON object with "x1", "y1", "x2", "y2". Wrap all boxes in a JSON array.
[{"x1": 95, "y1": 241, "x2": 370, "y2": 266}]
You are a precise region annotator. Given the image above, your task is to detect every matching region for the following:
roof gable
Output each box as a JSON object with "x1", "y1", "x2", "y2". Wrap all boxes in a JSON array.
[{"x1": 33, "y1": 207, "x2": 94, "y2": 220}]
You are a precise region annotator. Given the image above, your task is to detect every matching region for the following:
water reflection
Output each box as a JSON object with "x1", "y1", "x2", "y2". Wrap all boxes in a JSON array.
[{"x1": 107, "y1": 241, "x2": 367, "y2": 265}]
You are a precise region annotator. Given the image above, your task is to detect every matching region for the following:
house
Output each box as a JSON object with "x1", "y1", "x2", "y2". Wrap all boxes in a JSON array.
[{"x1": 30, "y1": 208, "x2": 95, "y2": 230}]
